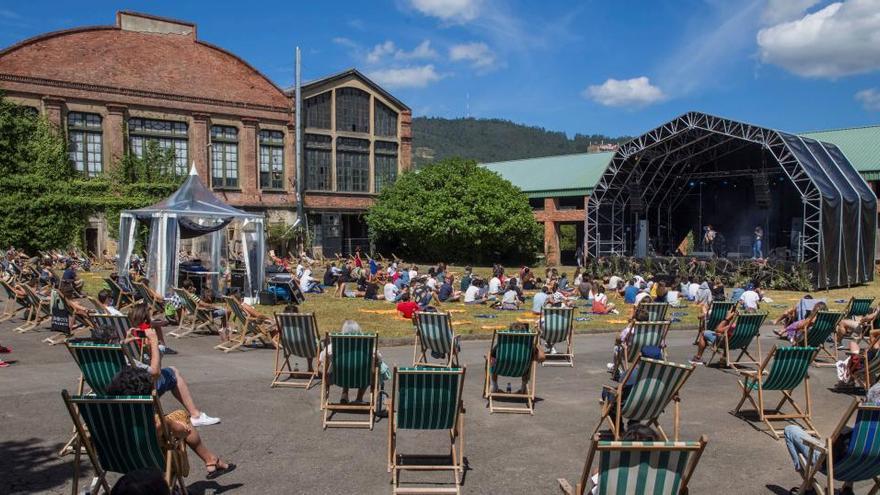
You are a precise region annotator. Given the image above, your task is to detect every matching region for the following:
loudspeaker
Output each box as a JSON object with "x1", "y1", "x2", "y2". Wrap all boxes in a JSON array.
[
  {"x1": 753, "y1": 174, "x2": 771, "y2": 209},
  {"x1": 627, "y1": 183, "x2": 644, "y2": 213}
]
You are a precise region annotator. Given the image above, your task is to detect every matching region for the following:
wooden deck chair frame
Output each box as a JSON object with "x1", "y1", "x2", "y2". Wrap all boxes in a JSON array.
[
  {"x1": 482, "y1": 329, "x2": 539, "y2": 414},
  {"x1": 387, "y1": 367, "x2": 466, "y2": 495},
  {"x1": 132, "y1": 281, "x2": 165, "y2": 318},
  {"x1": 169, "y1": 287, "x2": 216, "y2": 338},
  {"x1": 856, "y1": 345, "x2": 880, "y2": 390},
  {"x1": 90, "y1": 313, "x2": 143, "y2": 362},
  {"x1": 104, "y1": 277, "x2": 135, "y2": 309},
  {"x1": 217, "y1": 296, "x2": 274, "y2": 353},
  {"x1": 272, "y1": 313, "x2": 322, "y2": 389},
  {"x1": 734, "y1": 345, "x2": 819, "y2": 439},
  {"x1": 541, "y1": 306, "x2": 575, "y2": 367},
  {"x1": 558, "y1": 434, "x2": 708, "y2": 495},
  {"x1": 637, "y1": 301, "x2": 669, "y2": 321},
  {"x1": 696, "y1": 300, "x2": 736, "y2": 344},
  {"x1": 593, "y1": 357, "x2": 695, "y2": 441},
  {"x1": 707, "y1": 312, "x2": 767, "y2": 370},
  {"x1": 0, "y1": 279, "x2": 27, "y2": 323},
  {"x1": 44, "y1": 290, "x2": 94, "y2": 346},
  {"x1": 622, "y1": 320, "x2": 671, "y2": 371},
  {"x1": 14, "y1": 284, "x2": 50, "y2": 333},
  {"x1": 320, "y1": 332, "x2": 380, "y2": 429},
  {"x1": 413, "y1": 311, "x2": 460, "y2": 368},
  {"x1": 803, "y1": 311, "x2": 844, "y2": 367},
  {"x1": 796, "y1": 398, "x2": 880, "y2": 495},
  {"x1": 845, "y1": 296, "x2": 875, "y2": 319},
  {"x1": 61, "y1": 390, "x2": 188, "y2": 495}
]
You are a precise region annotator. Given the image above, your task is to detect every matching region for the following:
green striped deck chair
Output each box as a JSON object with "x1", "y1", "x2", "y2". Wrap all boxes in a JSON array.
[
  {"x1": 734, "y1": 345, "x2": 819, "y2": 439},
  {"x1": 169, "y1": 287, "x2": 216, "y2": 338},
  {"x1": 217, "y1": 296, "x2": 273, "y2": 353},
  {"x1": 388, "y1": 367, "x2": 466, "y2": 494},
  {"x1": 321, "y1": 332, "x2": 379, "y2": 429},
  {"x1": 802, "y1": 311, "x2": 843, "y2": 366},
  {"x1": 61, "y1": 391, "x2": 188, "y2": 495},
  {"x1": 857, "y1": 349, "x2": 880, "y2": 391},
  {"x1": 845, "y1": 297, "x2": 874, "y2": 319},
  {"x1": 132, "y1": 281, "x2": 165, "y2": 317},
  {"x1": 558, "y1": 434, "x2": 708, "y2": 495},
  {"x1": 272, "y1": 313, "x2": 322, "y2": 389},
  {"x1": 413, "y1": 311, "x2": 460, "y2": 368},
  {"x1": 623, "y1": 321, "x2": 671, "y2": 370},
  {"x1": 637, "y1": 302, "x2": 669, "y2": 322},
  {"x1": 104, "y1": 277, "x2": 135, "y2": 309},
  {"x1": 708, "y1": 312, "x2": 767, "y2": 369},
  {"x1": 90, "y1": 313, "x2": 143, "y2": 361},
  {"x1": 696, "y1": 301, "x2": 735, "y2": 344},
  {"x1": 541, "y1": 306, "x2": 575, "y2": 367},
  {"x1": 483, "y1": 329, "x2": 538, "y2": 414},
  {"x1": 594, "y1": 358, "x2": 695, "y2": 441},
  {"x1": 13, "y1": 284, "x2": 50, "y2": 333},
  {"x1": 0, "y1": 279, "x2": 27, "y2": 323}
]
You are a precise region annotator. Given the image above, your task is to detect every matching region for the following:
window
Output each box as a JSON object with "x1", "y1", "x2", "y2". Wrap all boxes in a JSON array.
[
  {"x1": 305, "y1": 134, "x2": 332, "y2": 191},
  {"x1": 210, "y1": 125, "x2": 239, "y2": 189},
  {"x1": 336, "y1": 87, "x2": 370, "y2": 133},
  {"x1": 128, "y1": 118, "x2": 189, "y2": 174},
  {"x1": 67, "y1": 112, "x2": 103, "y2": 177},
  {"x1": 374, "y1": 100, "x2": 398, "y2": 137},
  {"x1": 374, "y1": 141, "x2": 398, "y2": 192},
  {"x1": 529, "y1": 198, "x2": 545, "y2": 210},
  {"x1": 304, "y1": 92, "x2": 331, "y2": 129},
  {"x1": 259, "y1": 130, "x2": 285, "y2": 190},
  {"x1": 336, "y1": 137, "x2": 369, "y2": 192},
  {"x1": 558, "y1": 196, "x2": 583, "y2": 210}
]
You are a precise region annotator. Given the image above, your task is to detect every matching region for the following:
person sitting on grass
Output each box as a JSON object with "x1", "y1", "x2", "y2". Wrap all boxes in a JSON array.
[
  {"x1": 383, "y1": 276, "x2": 401, "y2": 303},
  {"x1": 106, "y1": 366, "x2": 235, "y2": 479},
  {"x1": 488, "y1": 322, "x2": 543, "y2": 394},
  {"x1": 182, "y1": 280, "x2": 229, "y2": 344},
  {"x1": 836, "y1": 305, "x2": 880, "y2": 343},
  {"x1": 464, "y1": 279, "x2": 487, "y2": 304},
  {"x1": 495, "y1": 279, "x2": 522, "y2": 311},
  {"x1": 438, "y1": 275, "x2": 461, "y2": 302},
  {"x1": 591, "y1": 286, "x2": 618, "y2": 315},
  {"x1": 414, "y1": 282, "x2": 442, "y2": 311},
  {"x1": 318, "y1": 320, "x2": 388, "y2": 417},
  {"x1": 396, "y1": 293, "x2": 420, "y2": 320},
  {"x1": 690, "y1": 306, "x2": 737, "y2": 365}
]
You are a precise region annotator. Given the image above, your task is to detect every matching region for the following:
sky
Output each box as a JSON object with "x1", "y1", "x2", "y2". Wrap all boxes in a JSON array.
[{"x1": 1, "y1": 0, "x2": 879, "y2": 137}]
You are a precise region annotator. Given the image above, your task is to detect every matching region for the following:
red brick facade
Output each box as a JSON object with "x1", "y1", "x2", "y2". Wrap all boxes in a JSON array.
[{"x1": 534, "y1": 196, "x2": 588, "y2": 266}]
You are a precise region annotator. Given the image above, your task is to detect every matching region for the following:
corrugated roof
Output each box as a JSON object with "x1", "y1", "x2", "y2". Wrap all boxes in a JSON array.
[
  {"x1": 481, "y1": 152, "x2": 612, "y2": 197},
  {"x1": 800, "y1": 125, "x2": 880, "y2": 174}
]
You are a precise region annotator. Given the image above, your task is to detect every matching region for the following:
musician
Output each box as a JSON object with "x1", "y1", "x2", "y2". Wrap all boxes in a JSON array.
[
  {"x1": 703, "y1": 225, "x2": 716, "y2": 253},
  {"x1": 753, "y1": 226, "x2": 764, "y2": 259}
]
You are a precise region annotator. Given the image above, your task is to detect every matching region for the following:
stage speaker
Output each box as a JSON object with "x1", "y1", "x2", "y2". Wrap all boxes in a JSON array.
[
  {"x1": 230, "y1": 271, "x2": 246, "y2": 292},
  {"x1": 753, "y1": 174, "x2": 771, "y2": 209},
  {"x1": 790, "y1": 217, "x2": 803, "y2": 255},
  {"x1": 627, "y1": 183, "x2": 644, "y2": 213},
  {"x1": 635, "y1": 219, "x2": 649, "y2": 258}
]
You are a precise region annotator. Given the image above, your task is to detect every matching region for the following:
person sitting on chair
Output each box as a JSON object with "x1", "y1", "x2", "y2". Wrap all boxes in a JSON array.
[
  {"x1": 772, "y1": 302, "x2": 827, "y2": 343},
  {"x1": 318, "y1": 320, "x2": 388, "y2": 417},
  {"x1": 835, "y1": 332, "x2": 880, "y2": 388},
  {"x1": 488, "y1": 322, "x2": 542, "y2": 394},
  {"x1": 97, "y1": 288, "x2": 123, "y2": 316},
  {"x1": 690, "y1": 306, "x2": 737, "y2": 365},
  {"x1": 837, "y1": 305, "x2": 880, "y2": 343},
  {"x1": 607, "y1": 308, "x2": 650, "y2": 380},
  {"x1": 182, "y1": 280, "x2": 229, "y2": 343},
  {"x1": 62, "y1": 260, "x2": 84, "y2": 294}
]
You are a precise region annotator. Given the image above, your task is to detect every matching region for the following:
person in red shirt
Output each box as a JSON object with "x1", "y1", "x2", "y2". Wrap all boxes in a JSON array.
[{"x1": 396, "y1": 293, "x2": 419, "y2": 320}]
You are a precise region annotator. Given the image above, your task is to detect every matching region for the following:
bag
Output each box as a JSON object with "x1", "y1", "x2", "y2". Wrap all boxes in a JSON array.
[{"x1": 259, "y1": 290, "x2": 277, "y2": 306}]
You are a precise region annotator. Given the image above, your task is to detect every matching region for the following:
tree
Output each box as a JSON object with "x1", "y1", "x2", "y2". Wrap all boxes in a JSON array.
[{"x1": 366, "y1": 157, "x2": 542, "y2": 264}]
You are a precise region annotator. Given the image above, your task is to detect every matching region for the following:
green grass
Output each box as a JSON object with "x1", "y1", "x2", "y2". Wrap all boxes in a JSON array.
[{"x1": 80, "y1": 266, "x2": 880, "y2": 339}]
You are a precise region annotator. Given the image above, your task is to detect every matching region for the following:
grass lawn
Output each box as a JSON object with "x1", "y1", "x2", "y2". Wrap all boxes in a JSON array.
[{"x1": 80, "y1": 265, "x2": 880, "y2": 339}]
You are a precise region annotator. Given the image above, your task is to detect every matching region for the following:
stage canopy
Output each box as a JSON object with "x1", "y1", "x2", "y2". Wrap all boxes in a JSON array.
[
  {"x1": 117, "y1": 165, "x2": 265, "y2": 298},
  {"x1": 586, "y1": 112, "x2": 876, "y2": 289}
]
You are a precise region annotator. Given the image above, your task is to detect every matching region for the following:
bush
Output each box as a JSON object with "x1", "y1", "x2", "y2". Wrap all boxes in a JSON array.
[{"x1": 366, "y1": 157, "x2": 541, "y2": 264}]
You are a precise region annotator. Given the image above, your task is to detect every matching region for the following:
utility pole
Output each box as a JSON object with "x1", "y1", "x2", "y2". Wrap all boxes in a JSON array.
[{"x1": 294, "y1": 47, "x2": 305, "y2": 230}]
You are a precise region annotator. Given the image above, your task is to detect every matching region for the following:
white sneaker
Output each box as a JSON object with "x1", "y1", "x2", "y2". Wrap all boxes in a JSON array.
[
  {"x1": 550, "y1": 346, "x2": 558, "y2": 355},
  {"x1": 191, "y1": 412, "x2": 221, "y2": 427},
  {"x1": 606, "y1": 362, "x2": 614, "y2": 371}
]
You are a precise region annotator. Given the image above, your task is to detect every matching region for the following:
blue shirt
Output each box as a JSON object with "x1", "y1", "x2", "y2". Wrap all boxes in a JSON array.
[
  {"x1": 439, "y1": 283, "x2": 453, "y2": 301},
  {"x1": 369, "y1": 259, "x2": 378, "y2": 276},
  {"x1": 532, "y1": 291, "x2": 549, "y2": 313},
  {"x1": 624, "y1": 285, "x2": 639, "y2": 304}
]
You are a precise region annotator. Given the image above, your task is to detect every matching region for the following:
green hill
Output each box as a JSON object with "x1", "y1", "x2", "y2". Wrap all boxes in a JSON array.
[{"x1": 411, "y1": 116, "x2": 630, "y2": 167}]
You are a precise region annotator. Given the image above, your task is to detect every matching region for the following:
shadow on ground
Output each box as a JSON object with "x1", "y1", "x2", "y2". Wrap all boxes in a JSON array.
[{"x1": 1, "y1": 438, "x2": 75, "y2": 494}]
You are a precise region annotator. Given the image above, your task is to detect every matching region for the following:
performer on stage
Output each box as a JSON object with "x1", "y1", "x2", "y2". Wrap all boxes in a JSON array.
[
  {"x1": 703, "y1": 225, "x2": 716, "y2": 254},
  {"x1": 753, "y1": 226, "x2": 763, "y2": 259}
]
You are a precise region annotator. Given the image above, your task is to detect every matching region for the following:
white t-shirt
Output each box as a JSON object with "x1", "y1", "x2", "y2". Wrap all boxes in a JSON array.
[
  {"x1": 426, "y1": 277, "x2": 438, "y2": 290},
  {"x1": 740, "y1": 290, "x2": 760, "y2": 310},
  {"x1": 383, "y1": 282, "x2": 399, "y2": 302},
  {"x1": 408, "y1": 269, "x2": 418, "y2": 280},
  {"x1": 666, "y1": 290, "x2": 680, "y2": 306},
  {"x1": 635, "y1": 291, "x2": 651, "y2": 306},
  {"x1": 607, "y1": 276, "x2": 623, "y2": 290},
  {"x1": 594, "y1": 292, "x2": 608, "y2": 306},
  {"x1": 501, "y1": 290, "x2": 518, "y2": 305},
  {"x1": 295, "y1": 264, "x2": 305, "y2": 279},
  {"x1": 488, "y1": 277, "x2": 502, "y2": 295},
  {"x1": 687, "y1": 283, "x2": 700, "y2": 300},
  {"x1": 633, "y1": 275, "x2": 646, "y2": 286},
  {"x1": 464, "y1": 285, "x2": 480, "y2": 303}
]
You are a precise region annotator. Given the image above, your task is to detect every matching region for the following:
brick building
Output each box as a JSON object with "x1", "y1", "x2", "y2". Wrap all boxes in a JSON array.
[{"x1": 0, "y1": 11, "x2": 411, "y2": 257}]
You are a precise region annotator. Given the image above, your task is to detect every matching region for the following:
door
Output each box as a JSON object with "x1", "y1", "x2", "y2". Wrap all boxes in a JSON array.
[
  {"x1": 85, "y1": 228, "x2": 99, "y2": 257},
  {"x1": 321, "y1": 213, "x2": 342, "y2": 258}
]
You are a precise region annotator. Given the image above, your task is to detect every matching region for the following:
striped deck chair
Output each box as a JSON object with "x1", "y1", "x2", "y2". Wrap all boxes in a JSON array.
[
  {"x1": 696, "y1": 300, "x2": 736, "y2": 344},
  {"x1": 14, "y1": 284, "x2": 50, "y2": 333},
  {"x1": 90, "y1": 313, "x2": 143, "y2": 361},
  {"x1": 541, "y1": 306, "x2": 574, "y2": 367},
  {"x1": 855, "y1": 348, "x2": 880, "y2": 391},
  {"x1": 802, "y1": 311, "x2": 844, "y2": 366},
  {"x1": 272, "y1": 313, "x2": 322, "y2": 389},
  {"x1": 796, "y1": 398, "x2": 880, "y2": 495},
  {"x1": 845, "y1": 297, "x2": 875, "y2": 319},
  {"x1": 413, "y1": 311, "x2": 460, "y2": 368},
  {"x1": 0, "y1": 279, "x2": 27, "y2": 323},
  {"x1": 321, "y1": 332, "x2": 380, "y2": 429},
  {"x1": 217, "y1": 296, "x2": 274, "y2": 353},
  {"x1": 622, "y1": 321, "x2": 671, "y2": 370},
  {"x1": 61, "y1": 391, "x2": 188, "y2": 495},
  {"x1": 44, "y1": 290, "x2": 94, "y2": 346},
  {"x1": 593, "y1": 357, "x2": 695, "y2": 441},
  {"x1": 169, "y1": 287, "x2": 216, "y2": 338},
  {"x1": 558, "y1": 434, "x2": 708, "y2": 495},
  {"x1": 734, "y1": 345, "x2": 819, "y2": 439},
  {"x1": 388, "y1": 367, "x2": 466, "y2": 494},
  {"x1": 104, "y1": 277, "x2": 135, "y2": 309},
  {"x1": 132, "y1": 281, "x2": 165, "y2": 318},
  {"x1": 482, "y1": 329, "x2": 539, "y2": 414},
  {"x1": 708, "y1": 312, "x2": 767, "y2": 369},
  {"x1": 638, "y1": 302, "x2": 669, "y2": 322}
]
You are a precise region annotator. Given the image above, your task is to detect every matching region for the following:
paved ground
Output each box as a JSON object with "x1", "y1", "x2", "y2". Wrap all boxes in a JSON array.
[{"x1": 0, "y1": 316, "x2": 868, "y2": 494}]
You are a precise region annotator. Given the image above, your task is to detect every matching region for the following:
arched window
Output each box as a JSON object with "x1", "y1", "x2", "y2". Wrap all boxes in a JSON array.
[{"x1": 336, "y1": 87, "x2": 370, "y2": 133}]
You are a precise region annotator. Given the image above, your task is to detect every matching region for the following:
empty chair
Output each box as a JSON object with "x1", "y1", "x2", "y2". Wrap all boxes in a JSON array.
[
  {"x1": 272, "y1": 312, "x2": 322, "y2": 389},
  {"x1": 540, "y1": 306, "x2": 575, "y2": 367},
  {"x1": 413, "y1": 311, "x2": 460, "y2": 368}
]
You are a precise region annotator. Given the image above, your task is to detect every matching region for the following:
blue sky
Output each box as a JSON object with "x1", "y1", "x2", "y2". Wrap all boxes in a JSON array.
[{"x1": 1, "y1": 0, "x2": 879, "y2": 136}]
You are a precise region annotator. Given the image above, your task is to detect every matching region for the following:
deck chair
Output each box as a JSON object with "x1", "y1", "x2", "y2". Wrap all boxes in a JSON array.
[
  {"x1": 637, "y1": 301, "x2": 669, "y2": 321},
  {"x1": 796, "y1": 398, "x2": 880, "y2": 495},
  {"x1": 132, "y1": 281, "x2": 165, "y2": 318},
  {"x1": 558, "y1": 434, "x2": 708, "y2": 495},
  {"x1": 217, "y1": 296, "x2": 274, "y2": 353},
  {"x1": 321, "y1": 332, "x2": 380, "y2": 429},
  {"x1": 696, "y1": 300, "x2": 736, "y2": 343},
  {"x1": 855, "y1": 348, "x2": 880, "y2": 391},
  {"x1": 104, "y1": 277, "x2": 135, "y2": 309},
  {"x1": 61, "y1": 390, "x2": 188, "y2": 495},
  {"x1": 541, "y1": 306, "x2": 574, "y2": 367},
  {"x1": 734, "y1": 345, "x2": 819, "y2": 439},
  {"x1": 44, "y1": 290, "x2": 94, "y2": 345},
  {"x1": 413, "y1": 311, "x2": 460, "y2": 368},
  {"x1": 90, "y1": 313, "x2": 142, "y2": 361},
  {"x1": 272, "y1": 313, "x2": 322, "y2": 388},
  {"x1": 802, "y1": 311, "x2": 844, "y2": 366},
  {"x1": 0, "y1": 279, "x2": 27, "y2": 323},
  {"x1": 169, "y1": 287, "x2": 216, "y2": 338},
  {"x1": 622, "y1": 321, "x2": 671, "y2": 370},
  {"x1": 482, "y1": 329, "x2": 538, "y2": 414},
  {"x1": 14, "y1": 284, "x2": 50, "y2": 333},
  {"x1": 594, "y1": 357, "x2": 695, "y2": 441},
  {"x1": 845, "y1": 297, "x2": 874, "y2": 319},
  {"x1": 388, "y1": 367, "x2": 466, "y2": 494},
  {"x1": 707, "y1": 312, "x2": 767, "y2": 369}
]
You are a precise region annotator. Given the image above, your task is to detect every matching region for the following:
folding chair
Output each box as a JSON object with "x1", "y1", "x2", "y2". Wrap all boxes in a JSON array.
[
  {"x1": 272, "y1": 313, "x2": 322, "y2": 388},
  {"x1": 802, "y1": 311, "x2": 844, "y2": 366},
  {"x1": 413, "y1": 311, "x2": 460, "y2": 368},
  {"x1": 796, "y1": 398, "x2": 880, "y2": 495},
  {"x1": 558, "y1": 434, "x2": 709, "y2": 495},
  {"x1": 132, "y1": 281, "x2": 166, "y2": 318},
  {"x1": 321, "y1": 332, "x2": 380, "y2": 429},
  {"x1": 482, "y1": 329, "x2": 538, "y2": 414},
  {"x1": 218, "y1": 296, "x2": 274, "y2": 353},
  {"x1": 541, "y1": 306, "x2": 574, "y2": 367},
  {"x1": 104, "y1": 277, "x2": 135, "y2": 309},
  {"x1": 696, "y1": 300, "x2": 735, "y2": 343},
  {"x1": 856, "y1": 349, "x2": 880, "y2": 390},
  {"x1": 90, "y1": 313, "x2": 142, "y2": 361},
  {"x1": 388, "y1": 367, "x2": 466, "y2": 494},
  {"x1": 845, "y1": 297, "x2": 875, "y2": 319},
  {"x1": 593, "y1": 357, "x2": 695, "y2": 441},
  {"x1": 622, "y1": 321, "x2": 670, "y2": 371},
  {"x1": 169, "y1": 287, "x2": 216, "y2": 338},
  {"x1": 61, "y1": 391, "x2": 188, "y2": 495},
  {"x1": 734, "y1": 345, "x2": 819, "y2": 439},
  {"x1": 44, "y1": 290, "x2": 94, "y2": 346},
  {"x1": 0, "y1": 279, "x2": 27, "y2": 323},
  {"x1": 14, "y1": 284, "x2": 50, "y2": 333},
  {"x1": 707, "y1": 312, "x2": 766, "y2": 369},
  {"x1": 637, "y1": 301, "x2": 669, "y2": 321}
]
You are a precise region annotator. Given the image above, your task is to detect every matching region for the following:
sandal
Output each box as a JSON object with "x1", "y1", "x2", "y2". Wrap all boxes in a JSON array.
[
  {"x1": 206, "y1": 460, "x2": 236, "y2": 479},
  {"x1": 0, "y1": 345, "x2": 11, "y2": 353}
]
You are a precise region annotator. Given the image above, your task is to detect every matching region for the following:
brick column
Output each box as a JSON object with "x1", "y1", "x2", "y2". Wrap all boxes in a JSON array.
[
  {"x1": 42, "y1": 97, "x2": 64, "y2": 128},
  {"x1": 191, "y1": 114, "x2": 210, "y2": 178},
  {"x1": 105, "y1": 104, "x2": 127, "y2": 170},
  {"x1": 399, "y1": 110, "x2": 412, "y2": 171},
  {"x1": 544, "y1": 220, "x2": 560, "y2": 266},
  {"x1": 240, "y1": 118, "x2": 259, "y2": 201}
]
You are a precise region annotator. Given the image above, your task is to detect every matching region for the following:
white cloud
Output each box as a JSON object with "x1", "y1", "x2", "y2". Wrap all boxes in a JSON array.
[
  {"x1": 856, "y1": 88, "x2": 880, "y2": 111},
  {"x1": 761, "y1": 0, "x2": 820, "y2": 24},
  {"x1": 367, "y1": 65, "x2": 443, "y2": 88},
  {"x1": 408, "y1": 0, "x2": 482, "y2": 22},
  {"x1": 449, "y1": 42, "x2": 497, "y2": 71},
  {"x1": 584, "y1": 77, "x2": 666, "y2": 108},
  {"x1": 757, "y1": 0, "x2": 880, "y2": 78},
  {"x1": 332, "y1": 37, "x2": 358, "y2": 49},
  {"x1": 367, "y1": 40, "x2": 438, "y2": 64},
  {"x1": 367, "y1": 41, "x2": 397, "y2": 63}
]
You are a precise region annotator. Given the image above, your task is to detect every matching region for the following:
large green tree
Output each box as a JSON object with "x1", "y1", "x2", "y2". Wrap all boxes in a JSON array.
[{"x1": 366, "y1": 157, "x2": 541, "y2": 263}]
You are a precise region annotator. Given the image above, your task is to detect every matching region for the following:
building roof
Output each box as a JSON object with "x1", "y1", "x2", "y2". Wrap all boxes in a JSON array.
[
  {"x1": 481, "y1": 152, "x2": 613, "y2": 198},
  {"x1": 801, "y1": 125, "x2": 880, "y2": 179},
  {"x1": 290, "y1": 68, "x2": 410, "y2": 111}
]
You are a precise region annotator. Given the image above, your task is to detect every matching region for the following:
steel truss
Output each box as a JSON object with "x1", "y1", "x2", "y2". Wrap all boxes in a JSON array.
[{"x1": 585, "y1": 112, "x2": 822, "y2": 264}]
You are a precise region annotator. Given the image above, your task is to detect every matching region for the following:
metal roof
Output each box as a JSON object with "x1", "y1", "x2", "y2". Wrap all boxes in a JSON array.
[
  {"x1": 800, "y1": 125, "x2": 880, "y2": 175},
  {"x1": 286, "y1": 68, "x2": 410, "y2": 111}
]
